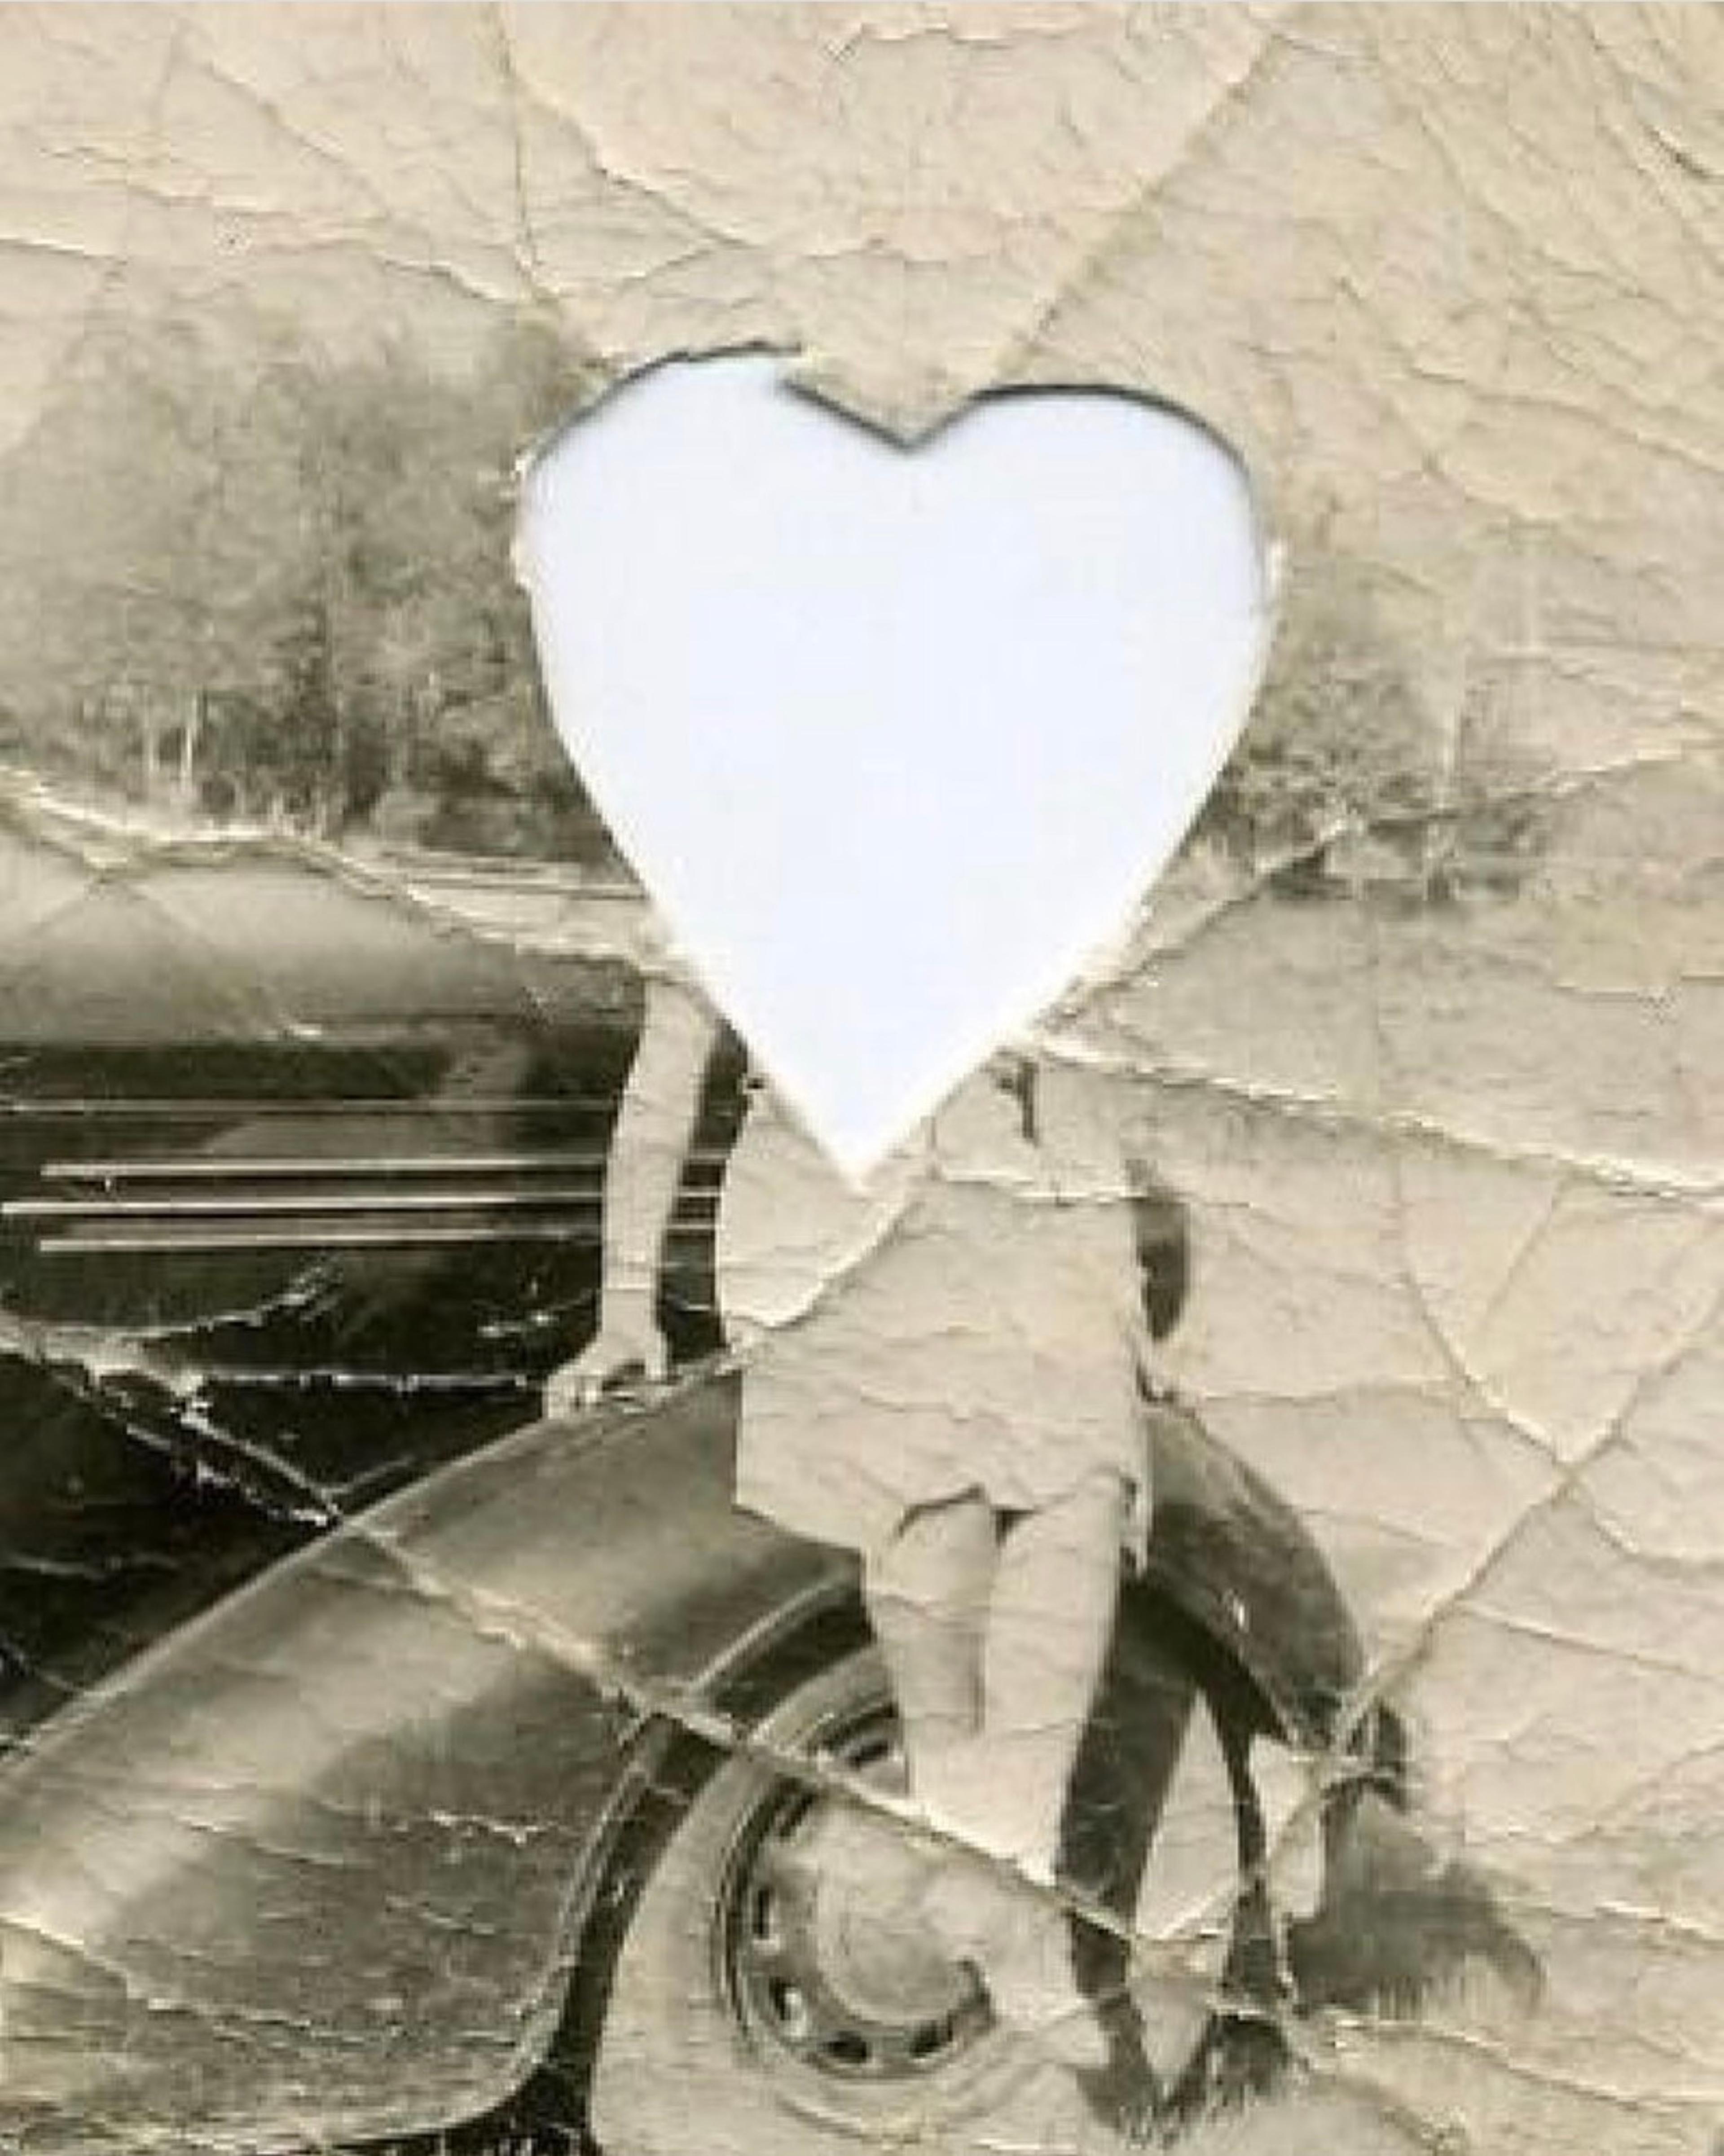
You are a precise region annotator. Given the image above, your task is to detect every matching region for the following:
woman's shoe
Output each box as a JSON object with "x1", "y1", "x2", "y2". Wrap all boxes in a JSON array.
[{"x1": 922, "y1": 1854, "x2": 1111, "y2": 2071}]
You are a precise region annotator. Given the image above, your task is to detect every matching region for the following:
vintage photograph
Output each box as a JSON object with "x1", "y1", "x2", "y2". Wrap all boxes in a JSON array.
[
  {"x1": 0, "y1": 301, "x2": 1552, "y2": 2156},
  {"x1": 0, "y1": 10, "x2": 1719, "y2": 2156}
]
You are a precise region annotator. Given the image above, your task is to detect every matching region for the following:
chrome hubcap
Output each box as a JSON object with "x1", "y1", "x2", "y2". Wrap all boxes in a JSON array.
[{"x1": 723, "y1": 1727, "x2": 993, "y2": 2081}]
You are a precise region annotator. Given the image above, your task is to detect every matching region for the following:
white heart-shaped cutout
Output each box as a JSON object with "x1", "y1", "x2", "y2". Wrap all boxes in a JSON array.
[{"x1": 520, "y1": 355, "x2": 1268, "y2": 1176}]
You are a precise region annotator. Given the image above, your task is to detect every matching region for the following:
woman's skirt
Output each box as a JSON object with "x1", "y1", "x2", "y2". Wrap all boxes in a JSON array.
[{"x1": 719, "y1": 1083, "x2": 1148, "y2": 1559}]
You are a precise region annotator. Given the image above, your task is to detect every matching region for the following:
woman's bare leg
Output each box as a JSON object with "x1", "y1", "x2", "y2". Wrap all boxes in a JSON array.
[
  {"x1": 982, "y1": 1469, "x2": 1130, "y2": 1881},
  {"x1": 864, "y1": 1490, "x2": 997, "y2": 1800},
  {"x1": 907, "y1": 1471, "x2": 1128, "y2": 1875},
  {"x1": 911, "y1": 1471, "x2": 1129, "y2": 2067}
]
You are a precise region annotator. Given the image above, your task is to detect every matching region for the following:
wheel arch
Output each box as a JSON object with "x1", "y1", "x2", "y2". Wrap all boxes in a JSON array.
[
  {"x1": 492, "y1": 1573, "x2": 1319, "y2": 2152},
  {"x1": 410, "y1": 1388, "x2": 1406, "y2": 2152}
]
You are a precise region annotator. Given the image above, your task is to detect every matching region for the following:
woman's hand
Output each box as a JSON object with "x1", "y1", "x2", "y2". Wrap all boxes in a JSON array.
[
  {"x1": 544, "y1": 1297, "x2": 670, "y2": 1418},
  {"x1": 545, "y1": 971, "x2": 718, "y2": 1423}
]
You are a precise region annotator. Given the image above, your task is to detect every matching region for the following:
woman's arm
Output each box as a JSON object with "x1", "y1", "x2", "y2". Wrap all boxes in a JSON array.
[{"x1": 544, "y1": 968, "x2": 721, "y2": 1416}]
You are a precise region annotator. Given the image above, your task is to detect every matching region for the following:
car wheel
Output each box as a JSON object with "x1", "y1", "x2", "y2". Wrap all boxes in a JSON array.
[{"x1": 588, "y1": 1643, "x2": 1249, "y2": 2156}]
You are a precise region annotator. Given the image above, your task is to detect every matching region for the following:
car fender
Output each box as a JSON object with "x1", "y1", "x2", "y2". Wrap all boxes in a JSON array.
[{"x1": 0, "y1": 1374, "x2": 1369, "y2": 2153}]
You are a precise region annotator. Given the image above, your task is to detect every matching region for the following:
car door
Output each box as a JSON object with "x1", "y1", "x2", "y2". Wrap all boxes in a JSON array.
[{"x1": 0, "y1": 835, "x2": 741, "y2": 1751}]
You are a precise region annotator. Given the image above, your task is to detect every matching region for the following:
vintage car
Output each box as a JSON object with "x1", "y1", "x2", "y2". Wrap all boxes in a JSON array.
[{"x1": 0, "y1": 808, "x2": 1502, "y2": 2156}]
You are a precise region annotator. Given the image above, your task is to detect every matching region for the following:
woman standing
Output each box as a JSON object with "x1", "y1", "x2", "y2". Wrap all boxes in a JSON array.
[{"x1": 545, "y1": 957, "x2": 1154, "y2": 2069}]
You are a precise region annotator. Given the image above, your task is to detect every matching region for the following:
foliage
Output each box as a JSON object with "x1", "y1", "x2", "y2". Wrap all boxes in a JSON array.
[
  {"x1": 0, "y1": 330, "x2": 1553, "y2": 900},
  {"x1": 1190, "y1": 549, "x2": 1555, "y2": 905},
  {"x1": 0, "y1": 309, "x2": 619, "y2": 864}
]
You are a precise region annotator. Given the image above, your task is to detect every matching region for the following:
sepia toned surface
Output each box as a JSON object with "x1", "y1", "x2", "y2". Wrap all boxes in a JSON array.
[{"x1": 0, "y1": 8, "x2": 1720, "y2": 2154}]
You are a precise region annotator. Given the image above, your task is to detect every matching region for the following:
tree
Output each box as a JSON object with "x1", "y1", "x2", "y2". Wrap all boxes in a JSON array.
[
  {"x1": 0, "y1": 316, "x2": 317, "y2": 810},
  {"x1": 1189, "y1": 542, "x2": 1553, "y2": 905},
  {"x1": 1192, "y1": 549, "x2": 1437, "y2": 891},
  {"x1": 0, "y1": 305, "x2": 619, "y2": 864}
]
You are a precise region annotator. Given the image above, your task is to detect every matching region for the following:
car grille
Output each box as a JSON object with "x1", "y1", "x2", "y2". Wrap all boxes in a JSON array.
[{"x1": 6, "y1": 1129, "x2": 725, "y2": 1253}]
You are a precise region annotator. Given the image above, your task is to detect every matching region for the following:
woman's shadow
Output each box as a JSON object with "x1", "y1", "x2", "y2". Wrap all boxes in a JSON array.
[{"x1": 1058, "y1": 1169, "x2": 1543, "y2": 2141}]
